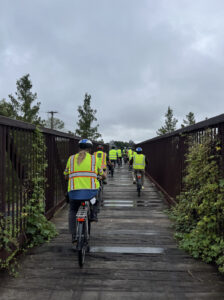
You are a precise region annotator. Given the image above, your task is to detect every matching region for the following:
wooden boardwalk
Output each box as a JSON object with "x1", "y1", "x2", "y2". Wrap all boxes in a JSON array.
[{"x1": 1, "y1": 164, "x2": 224, "y2": 299}]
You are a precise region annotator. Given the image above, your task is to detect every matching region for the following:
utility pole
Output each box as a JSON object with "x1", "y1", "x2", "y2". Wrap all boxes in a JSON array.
[{"x1": 47, "y1": 111, "x2": 58, "y2": 129}]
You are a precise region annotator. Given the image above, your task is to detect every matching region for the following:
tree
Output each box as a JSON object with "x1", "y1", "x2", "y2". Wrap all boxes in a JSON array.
[
  {"x1": 181, "y1": 112, "x2": 196, "y2": 128},
  {"x1": 75, "y1": 93, "x2": 101, "y2": 140},
  {"x1": 157, "y1": 106, "x2": 178, "y2": 136},
  {"x1": 44, "y1": 117, "x2": 65, "y2": 130},
  {"x1": 0, "y1": 74, "x2": 43, "y2": 125},
  {"x1": 111, "y1": 141, "x2": 130, "y2": 149},
  {"x1": 0, "y1": 99, "x2": 17, "y2": 118}
]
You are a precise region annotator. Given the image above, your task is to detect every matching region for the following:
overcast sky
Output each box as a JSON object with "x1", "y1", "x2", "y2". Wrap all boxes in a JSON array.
[{"x1": 1, "y1": 0, "x2": 224, "y2": 142}]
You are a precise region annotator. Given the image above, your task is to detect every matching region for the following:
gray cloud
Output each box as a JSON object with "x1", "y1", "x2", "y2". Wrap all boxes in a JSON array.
[{"x1": 1, "y1": 0, "x2": 224, "y2": 142}]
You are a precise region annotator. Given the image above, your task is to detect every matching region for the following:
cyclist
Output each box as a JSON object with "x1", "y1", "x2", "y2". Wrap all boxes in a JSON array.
[
  {"x1": 108, "y1": 146, "x2": 117, "y2": 173},
  {"x1": 127, "y1": 147, "x2": 132, "y2": 160},
  {"x1": 128, "y1": 147, "x2": 134, "y2": 169},
  {"x1": 94, "y1": 144, "x2": 107, "y2": 183},
  {"x1": 64, "y1": 139, "x2": 103, "y2": 245},
  {"x1": 123, "y1": 147, "x2": 128, "y2": 164},
  {"x1": 117, "y1": 148, "x2": 122, "y2": 166},
  {"x1": 130, "y1": 147, "x2": 148, "y2": 189}
]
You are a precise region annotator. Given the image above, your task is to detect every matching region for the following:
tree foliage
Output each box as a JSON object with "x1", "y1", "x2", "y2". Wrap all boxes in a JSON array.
[
  {"x1": 75, "y1": 93, "x2": 101, "y2": 140},
  {"x1": 181, "y1": 112, "x2": 196, "y2": 128},
  {"x1": 169, "y1": 133, "x2": 224, "y2": 273},
  {"x1": 44, "y1": 117, "x2": 65, "y2": 130},
  {"x1": 111, "y1": 141, "x2": 131, "y2": 149},
  {"x1": 157, "y1": 106, "x2": 178, "y2": 136},
  {"x1": 0, "y1": 74, "x2": 43, "y2": 125}
]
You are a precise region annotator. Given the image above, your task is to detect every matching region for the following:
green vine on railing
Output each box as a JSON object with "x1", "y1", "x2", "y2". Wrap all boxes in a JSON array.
[
  {"x1": 0, "y1": 127, "x2": 57, "y2": 274},
  {"x1": 169, "y1": 132, "x2": 224, "y2": 273},
  {"x1": 0, "y1": 216, "x2": 19, "y2": 275},
  {"x1": 23, "y1": 127, "x2": 57, "y2": 247}
]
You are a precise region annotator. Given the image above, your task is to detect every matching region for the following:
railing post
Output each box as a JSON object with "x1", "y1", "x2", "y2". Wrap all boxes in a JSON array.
[
  {"x1": 0, "y1": 125, "x2": 6, "y2": 215},
  {"x1": 218, "y1": 123, "x2": 224, "y2": 177}
]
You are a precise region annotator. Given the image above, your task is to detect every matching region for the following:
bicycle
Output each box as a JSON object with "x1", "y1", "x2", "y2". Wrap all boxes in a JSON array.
[
  {"x1": 75, "y1": 200, "x2": 91, "y2": 267},
  {"x1": 97, "y1": 177, "x2": 103, "y2": 212},
  {"x1": 123, "y1": 155, "x2": 128, "y2": 164},
  {"x1": 136, "y1": 171, "x2": 143, "y2": 197},
  {"x1": 109, "y1": 160, "x2": 115, "y2": 177}
]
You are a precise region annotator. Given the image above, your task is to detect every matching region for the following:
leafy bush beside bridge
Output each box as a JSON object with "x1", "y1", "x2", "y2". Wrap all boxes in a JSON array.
[{"x1": 169, "y1": 133, "x2": 224, "y2": 273}]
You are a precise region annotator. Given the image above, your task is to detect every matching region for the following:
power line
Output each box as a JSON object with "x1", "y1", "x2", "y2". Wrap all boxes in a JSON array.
[{"x1": 47, "y1": 111, "x2": 58, "y2": 129}]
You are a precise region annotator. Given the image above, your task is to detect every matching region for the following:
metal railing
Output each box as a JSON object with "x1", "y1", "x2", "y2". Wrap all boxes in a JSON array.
[
  {"x1": 136, "y1": 113, "x2": 224, "y2": 204},
  {"x1": 0, "y1": 115, "x2": 108, "y2": 252}
]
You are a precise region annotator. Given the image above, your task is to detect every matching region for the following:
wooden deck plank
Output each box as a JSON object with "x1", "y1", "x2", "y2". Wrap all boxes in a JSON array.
[{"x1": 0, "y1": 164, "x2": 224, "y2": 299}]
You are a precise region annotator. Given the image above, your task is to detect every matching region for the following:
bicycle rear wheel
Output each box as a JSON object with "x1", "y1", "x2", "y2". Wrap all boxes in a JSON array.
[
  {"x1": 137, "y1": 186, "x2": 141, "y2": 197},
  {"x1": 77, "y1": 222, "x2": 86, "y2": 267}
]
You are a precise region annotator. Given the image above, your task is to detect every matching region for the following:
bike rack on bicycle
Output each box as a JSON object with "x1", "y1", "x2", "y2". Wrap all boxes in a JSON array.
[{"x1": 76, "y1": 202, "x2": 90, "y2": 243}]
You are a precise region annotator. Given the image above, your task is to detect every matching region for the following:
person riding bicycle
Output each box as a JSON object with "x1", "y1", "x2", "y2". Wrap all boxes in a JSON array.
[
  {"x1": 108, "y1": 146, "x2": 117, "y2": 173},
  {"x1": 64, "y1": 139, "x2": 103, "y2": 245},
  {"x1": 127, "y1": 147, "x2": 132, "y2": 162},
  {"x1": 117, "y1": 148, "x2": 122, "y2": 165},
  {"x1": 94, "y1": 144, "x2": 107, "y2": 184},
  {"x1": 130, "y1": 147, "x2": 148, "y2": 189}
]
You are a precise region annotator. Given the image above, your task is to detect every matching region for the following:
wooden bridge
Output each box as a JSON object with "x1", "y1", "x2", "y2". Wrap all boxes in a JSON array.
[
  {"x1": 1, "y1": 164, "x2": 224, "y2": 299},
  {"x1": 1, "y1": 115, "x2": 224, "y2": 299}
]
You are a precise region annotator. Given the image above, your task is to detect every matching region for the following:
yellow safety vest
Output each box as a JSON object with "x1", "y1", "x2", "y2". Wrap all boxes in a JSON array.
[
  {"x1": 117, "y1": 149, "x2": 122, "y2": 157},
  {"x1": 109, "y1": 149, "x2": 117, "y2": 160},
  {"x1": 64, "y1": 152, "x2": 100, "y2": 192},
  {"x1": 128, "y1": 149, "x2": 133, "y2": 160},
  {"x1": 133, "y1": 154, "x2": 146, "y2": 170},
  {"x1": 94, "y1": 151, "x2": 107, "y2": 169}
]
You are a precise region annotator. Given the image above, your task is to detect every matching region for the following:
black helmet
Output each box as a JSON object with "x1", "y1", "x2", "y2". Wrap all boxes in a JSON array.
[
  {"x1": 97, "y1": 144, "x2": 104, "y2": 150},
  {"x1": 79, "y1": 139, "x2": 93, "y2": 149},
  {"x1": 136, "y1": 147, "x2": 142, "y2": 153}
]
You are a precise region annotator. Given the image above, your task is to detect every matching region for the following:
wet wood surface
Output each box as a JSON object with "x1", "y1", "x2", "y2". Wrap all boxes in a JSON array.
[{"x1": 1, "y1": 164, "x2": 224, "y2": 299}]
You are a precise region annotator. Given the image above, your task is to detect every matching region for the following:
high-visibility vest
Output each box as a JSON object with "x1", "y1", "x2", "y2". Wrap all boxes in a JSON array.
[
  {"x1": 64, "y1": 152, "x2": 100, "y2": 192},
  {"x1": 128, "y1": 149, "x2": 133, "y2": 160},
  {"x1": 94, "y1": 151, "x2": 107, "y2": 169},
  {"x1": 117, "y1": 149, "x2": 122, "y2": 157},
  {"x1": 133, "y1": 154, "x2": 146, "y2": 170},
  {"x1": 109, "y1": 149, "x2": 117, "y2": 160}
]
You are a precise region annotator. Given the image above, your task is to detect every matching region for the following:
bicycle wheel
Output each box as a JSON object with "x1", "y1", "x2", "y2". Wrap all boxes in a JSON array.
[
  {"x1": 137, "y1": 186, "x2": 141, "y2": 197},
  {"x1": 77, "y1": 222, "x2": 86, "y2": 267},
  {"x1": 137, "y1": 179, "x2": 141, "y2": 197}
]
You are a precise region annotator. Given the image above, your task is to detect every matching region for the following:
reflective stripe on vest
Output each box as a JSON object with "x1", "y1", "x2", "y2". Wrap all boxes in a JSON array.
[
  {"x1": 69, "y1": 171, "x2": 97, "y2": 178},
  {"x1": 133, "y1": 154, "x2": 146, "y2": 170}
]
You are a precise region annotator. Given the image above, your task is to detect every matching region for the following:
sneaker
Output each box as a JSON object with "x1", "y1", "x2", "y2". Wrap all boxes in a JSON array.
[
  {"x1": 90, "y1": 217, "x2": 98, "y2": 222},
  {"x1": 142, "y1": 186, "x2": 144, "y2": 189},
  {"x1": 71, "y1": 242, "x2": 77, "y2": 251},
  {"x1": 133, "y1": 180, "x2": 136, "y2": 184},
  {"x1": 72, "y1": 234, "x2": 77, "y2": 243}
]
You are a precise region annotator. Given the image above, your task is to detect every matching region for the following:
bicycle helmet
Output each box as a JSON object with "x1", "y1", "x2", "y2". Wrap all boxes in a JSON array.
[
  {"x1": 97, "y1": 145, "x2": 104, "y2": 150},
  {"x1": 136, "y1": 147, "x2": 142, "y2": 153},
  {"x1": 79, "y1": 139, "x2": 93, "y2": 149}
]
